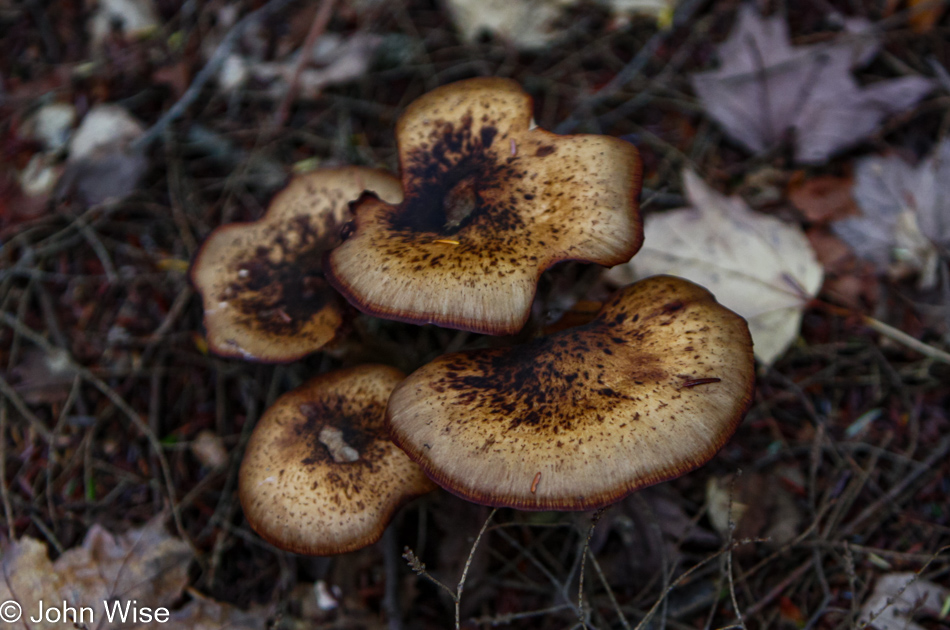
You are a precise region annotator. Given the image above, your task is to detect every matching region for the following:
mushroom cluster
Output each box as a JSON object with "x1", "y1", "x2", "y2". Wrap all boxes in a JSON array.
[{"x1": 191, "y1": 78, "x2": 755, "y2": 556}]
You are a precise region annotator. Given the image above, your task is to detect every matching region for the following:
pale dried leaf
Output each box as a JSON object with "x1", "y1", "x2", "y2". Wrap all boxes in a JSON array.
[
  {"x1": 0, "y1": 518, "x2": 190, "y2": 630},
  {"x1": 442, "y1": 0, "x2": 669, "y2": 49},
  {"x1": 11, "y1": 347, "x2": 78, "y2": 405},
  {"x1": 705, "y1": 476, "x2": 747, "y2": 537},
  {"x1": 691, "y1": 6, "x2": 933, "y2": 163},
  {"x1": 0, "y1": 519, "x2": 270, "y2": 629},
  {"x1": 88, "y1": 0, "x2": 159, "y2": 48},
  {"x1": 441, "y1": 0, "x2": 568, "y2": 49},
  {"x1": 17, "y1": 155, "x2": 60, "y2": 199},
  {"x1": 608, "y1": 170, "x2": 823, "y2": 365},
  {"x1": 833, "y1": 139, "x2": 950, "y2": 288},
  {"x1": 21, "y1": 103, "x2": 76, "y2": 154},
  {"x1": 250, "y1": 33, "x2": 383, "y2": 99},
  {"x1": 602, "y1": 0, "x2": 672, "y2": 17},
  {"x1": 69, "y1": 105, "x2": 144, "y2": 161},
  {"x1": 62, "y1": 104, "x2": 148, "y2": 204},
  {"x1": 191, "y1": 430, "x2": 228, "y2": 469},
  {"x1": 859, "y1": 572, "x2": 949, "y2": 630},
  {"x1": 137, "y1": 590, "x2": 270, "y2": 630}
]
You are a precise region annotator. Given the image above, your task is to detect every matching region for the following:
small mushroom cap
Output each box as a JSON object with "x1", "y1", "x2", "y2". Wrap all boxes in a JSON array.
[
  {"x1": 239, "y1": 365, "x2": 436, "y2": 555},
  {"x1": 191, "y1": 167, "x2": 403, "y2": 362},
  {"x1": 387, "y1": 275, "x2": 755, "y2": 511},
  {"x1": 326, "y1": 77, "x2": 642, "y2": 335}
]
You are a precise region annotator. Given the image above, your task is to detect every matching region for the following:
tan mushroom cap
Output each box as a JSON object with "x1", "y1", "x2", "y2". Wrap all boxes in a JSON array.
[
  {"x1": 387, "y1": 275, "x2": 755, "y2": 511},
  {"x1": 191, "y1": 167, "x2": 403, "y2": 362},
  {"x1": 325, "y1": 77, "x2": 642, "y2": 335},
  {"x1": 239, "y1": 365, "x2": 436, "y2": 555}
]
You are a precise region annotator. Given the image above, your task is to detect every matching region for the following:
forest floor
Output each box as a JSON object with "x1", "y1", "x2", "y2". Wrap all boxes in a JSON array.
[{"x1": 1, "y1": 0, "x2": 949, "y2": 628}]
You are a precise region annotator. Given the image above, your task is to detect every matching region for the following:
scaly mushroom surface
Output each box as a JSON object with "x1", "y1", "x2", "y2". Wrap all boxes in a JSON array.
[
  {"x1": 191, "y1": 167, "x2": 402, "y2": 362},
  {"x1": 387, "y1": 275, "x2": 755, "y2": 511},
  {"x1": 239, "y1": 365, "x2": 436, "y2": 555},
  {"x1": 326, "y1": 78, "x2": 642, "y2": 335}
]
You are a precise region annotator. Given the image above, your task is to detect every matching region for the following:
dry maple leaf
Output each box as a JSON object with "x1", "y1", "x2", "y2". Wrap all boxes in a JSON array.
[
  {"x1": 858, "y1": 572, "x2": 950, "y2": 630},
  {"x1": 607, "y1": 170, "x2": 823, "y2": 365},
  {"x1": 832, "y1": 139, "x2": 950, "y2": 289},
  {"x1": 691, "y1": 6, "x2": 933, "y2": 164},
  {"x1": 0, "y1": 518, "x2": 270, "y2": 630}
]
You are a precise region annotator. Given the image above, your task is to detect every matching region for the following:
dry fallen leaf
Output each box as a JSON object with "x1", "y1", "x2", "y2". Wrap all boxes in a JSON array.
[
  {"x1": 859, "y1": 572, "x2": 950, "y2": 630},
  {"x1": 88, "y1": 0, "x2": 160, "y2": 48},
  {"x1": 191, "y1": 430, "x2": 229, "y2": 469},
  {"x1": 908, "y1": 0, "x2": 947, "y2": 33},
  {"x1": 143, "y1": 590, "x2": 270, "y2": 630},
  {"x1": 250, "y1": 33, "x2": 383, "y2": 100},
  {"x1": 806, "y1": 228, "x2": 879, "y2": 309},
  {"x1": 705, "y1": 476, "x2": 748, "y2": 537},
  {"x1": 21, "y1": 103, "x2": 76, "y2": 155},
  {"x1": 441, "y1": 0, "x2": 570, "y2": 49},
  {"x1": 10, "y1": 347, "x2": 78, "y2": 406},
  {"x1": 788, "y1": 175, "x2": 859, "y2": 224},
  {"x1": 691, "y1": 5, "x2": 933, "y2": 164},
  {"x1": 441, "y1": 0, "x2": 673, "y2": 49},
  {"x1": 832, "y1": 139, "x2": 950, "y2": 289},
  {"x1": 60, "y1": 104, "x2": 148, "y2": 205},
  {"x1": 607, "y1": 170, "x2": 823, "y2": 365},
  {"x1": 0, "y1": 518, "x2": 270, "y2": 630},
  {"x1": 0, "y1": 517, "x2": 190, "y2": 630}
]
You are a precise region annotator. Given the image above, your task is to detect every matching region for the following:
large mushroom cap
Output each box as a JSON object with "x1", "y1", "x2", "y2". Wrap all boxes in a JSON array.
[
  {"x1": 387, "y1": 275, "x2": 755, "y2": 511},
  {"x1": 239, "y1": 365, "x2": 436, "y2": 555},
  {"x1": 326, "y1": 77, "x2": 642, "y2": 335},
  {"x1": 191, "y1": 167, "x2": 402, "y2": 362}
]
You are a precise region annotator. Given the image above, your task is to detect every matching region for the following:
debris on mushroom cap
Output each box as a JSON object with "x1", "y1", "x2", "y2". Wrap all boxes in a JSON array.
[
  {"x1": 325, "y1": 77, "x2": 643, "y2": 335},
  {"x1": 387, "y1": 275, "x2": 755, "y2": 511},
  {"x1": 239, "y1": 365, "x2": 436, "y2": 555},
  {"x1": 190, "y1": 167, "x2": 403, "y2": 363}
]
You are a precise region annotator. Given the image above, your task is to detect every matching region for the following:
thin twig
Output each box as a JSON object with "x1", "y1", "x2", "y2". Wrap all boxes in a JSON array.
[
  {"x1": 634, "y1": 538, "x2": 766, "y2": 630},
  {"x1": 133, "y1": 0, "x2": 298, "y2": 150},
  {"x1": 73, "y1": 212, "x2": 118, "y2": 283},
  {"x1": 494, "y1": 527, "x2": 582, "y2": 618},
  {"x1": 472, "y1": 604, "x2": 573, "y2": 626},
  {"x1": 456, "y1": 508, "x2": 497, "y2": 630},
  {"x1": 841, "y1": 436, "x2": 950, "y2": 536},
  {"x1": 0, "y1": 372, "x2": 55, "y2": 442},
  {"x1": 742, "y1": 559, "x2": 814, "y2": 619},
  {"x1": 383, "y1": 525, "x2": 404, "y2": 630},
  {"x1": 587, "y1": 551, "x2": 631, "y2": 630},
  {"x1": 0, "y1": 312, "x2": 189, "y2": 545},
  {"x1": 820, "y1": 302, "x2": 950, "y2": 365},
  {"x1": 725, "y1": 475, "x2": 746, "y2": 630},
  {"x1": 272, "y1": 0, "x2": 338, "y2": 128},
  {"x1": 577, "y1": 508, "x2": 608, "y2": 628},
  {"x1": 858, "y1": 545, "x2": 950, "y2": 630},
  {"x1": 0, "y1": 403, "x2": 16, "y2": 539},
  {"x1": 860, "y1": 315, "x2": 950, "y2": 365},
  {"x1": 555, "y1": 0, "x2": 709, "y2": 133}
]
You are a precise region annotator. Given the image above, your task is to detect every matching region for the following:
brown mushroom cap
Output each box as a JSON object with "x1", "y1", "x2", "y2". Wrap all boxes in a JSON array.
[
  {"x1": 325, "y1": 77, "x2": 642, "y2": 335},
  {"x1": 387, "y1": 275, "x2": 755, "y2": 511},
  {"x1": 239, "y1": 365, "x2": 436, "y2": 555},
  {"x1": 191, "y1": 167, "x2": 403, "y2": 362}
]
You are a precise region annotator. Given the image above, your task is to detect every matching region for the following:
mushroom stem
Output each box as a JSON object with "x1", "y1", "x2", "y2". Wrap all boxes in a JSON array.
[{"x1": 382, "y1": 525, "x2": 404, "y2": 630}]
